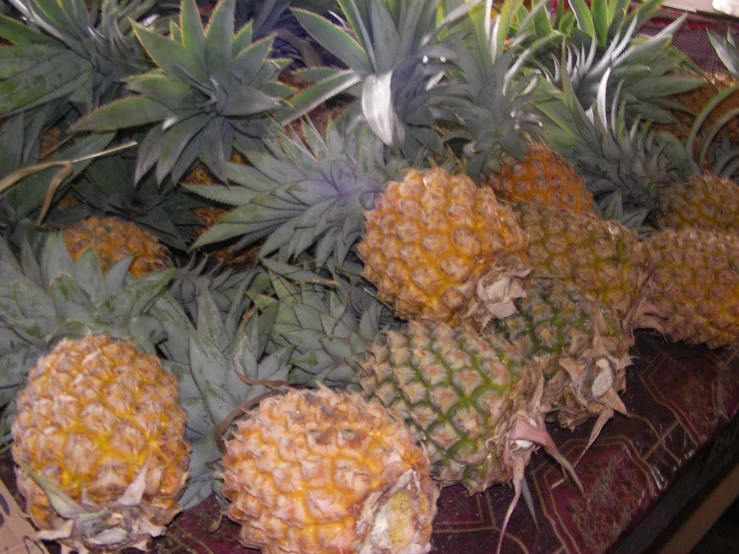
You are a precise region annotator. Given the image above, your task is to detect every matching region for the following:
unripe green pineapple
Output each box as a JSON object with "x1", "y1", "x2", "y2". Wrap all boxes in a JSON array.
[
  {"x1": 488, "y1": 279, "x2": 632, "y2": 430},
  {"x1": 360, "y1": 320, "x2": 563, "y2": 494}
]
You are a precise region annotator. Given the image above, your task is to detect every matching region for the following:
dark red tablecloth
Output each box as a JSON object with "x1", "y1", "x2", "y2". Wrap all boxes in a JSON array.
[{"x1": 3, "y1": 330, "x2": 738, "y2": 554}]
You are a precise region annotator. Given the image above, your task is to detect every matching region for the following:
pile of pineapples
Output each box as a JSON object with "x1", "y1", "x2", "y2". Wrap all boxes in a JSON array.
[{"x1": 1, "y1": 0, "x2": 738, "y2": 553}]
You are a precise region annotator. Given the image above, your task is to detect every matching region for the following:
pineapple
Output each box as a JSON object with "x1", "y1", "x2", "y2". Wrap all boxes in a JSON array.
[
  {"x1": 488, "y1": 278, "x2": 631, "y2": 434},
  {"x1": 484, "y1": 143, "x2": 595, "y2": 214},
  {"x1": 221, "y1": 386, "x2": 439, "y2": 554},
  {"x1": 509, "y1": 200, "x2": 653, "y2": 335},
  {"x1": 63, "y1": 216, "x2": 169, "y2": 278},
  {"x1": 11, "y1": 333, "x2": 191, "y2": 553},
  {"x1": 642, "y1": 228, "x2": 739, "y2": 348},
  {"x1": 359, "y1": 167, "x2": 530, "y2": 328},
  {"x1": 359, "y1": 319, "x2": 579, "y2": 493},
  {"x1": 359, "y1": 318, "x2": 581, "y2": 553},
  {"x1": 655, "y1": 173, "x2": 739, "y2": 236},
  {"x1": 0, "y1": 231, "x2": 177, "y2": 438}
]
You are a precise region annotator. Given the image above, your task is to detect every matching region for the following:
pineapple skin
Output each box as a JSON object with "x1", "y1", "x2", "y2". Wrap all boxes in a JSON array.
[
  {"x1": 221, "y1": 387, "x2": 438, "y2": 554},
  {"x1": 489, "y1": 279, "x2": 632, "y2": 430},
  {"x1": 656, "y1": 173, "x2": 739, "y2": 236},
  {"x1": 510, "y1": 200, "x2": 652, "y2": 335},
  {"x1": 11, "y1": 333, "x2": 190, "y2": 553},
  {"x1": 644, "y1": 228, "x2": 739, "y2": 348},
  {"x1": 63, "y1": 216, "x2": 169, "y2": 278},
  {"x1": 360, "y1": 320, "x2": 543, "y2": 495},
  {"x1": 485, "y1": 144, "x2": 595, "y2": 215},
  {"x1": 359, "y1": 167, "x2": 530, "y2": 329}
]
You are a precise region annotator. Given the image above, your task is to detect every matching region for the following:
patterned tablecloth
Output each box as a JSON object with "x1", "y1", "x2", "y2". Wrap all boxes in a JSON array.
[{"x1": 2, "y1": 330, "x2": 738, "y2": 554}]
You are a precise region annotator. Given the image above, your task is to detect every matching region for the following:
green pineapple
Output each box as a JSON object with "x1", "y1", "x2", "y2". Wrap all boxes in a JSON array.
[{"x1": 488, "y1": 278, "x2": 631, "y2": 434}]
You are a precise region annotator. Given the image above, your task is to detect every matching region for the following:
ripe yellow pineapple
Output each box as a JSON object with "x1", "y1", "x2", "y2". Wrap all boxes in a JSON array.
[
  {"x1": 63, "y1": 216, "x2": 169, "y2": 278},
  {"x1": 358, "y1": 166, "x2": 530, "y2": 329},
  {"x1": 656, "y1": 173, "x2": 739, "y2": 236},
  {"x1": 221, "y1": 386, "x2": 438, "y2": 554},
  {"x1": 643, "y1": 228, "x2": 739, "y2": 348},
  {"x1": 484, "y1": 143, "x2": 595, "y2": 214},
  {"x1": 509, "y1": 200, "x2": 654, "y2": 335},
  {"x1": 11, "y1": 333, "x2": 191, "y2": 553}
]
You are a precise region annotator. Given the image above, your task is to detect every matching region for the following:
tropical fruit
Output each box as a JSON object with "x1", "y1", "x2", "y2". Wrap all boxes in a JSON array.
[
  {"x1": 359, "y1": 319, "x2": 580, "y2": 552},
  {"x1": 11, "y1": 333, "x2": 190, "y2": 553},
  {"x1": 221, "y1": 386, "x2": 438, "y2": 554},
  {"x1": 509, "y1": 200, "x2": 653, "y2": 334},
  {"x1": 63, "y1": 216, "x2": 169, "y2": 278},
  {"x1": 488, "y1": 279, "x2": 631, "y2": 439},
  {"x1": 359, "y1": 320, "x2": 576, "y2": 493},
  {"x1": 485, "y1": 144, "x2": 595, "y2": 214},
  {"x1": 359, "y1": 167, "x2": 530, "y2": 329},
  {"x1": 643, "y1": 228, "x2": 739, "y2": 348},
  {"x1": 655, "y1": 173, "x2": 739, "y2": 235}
]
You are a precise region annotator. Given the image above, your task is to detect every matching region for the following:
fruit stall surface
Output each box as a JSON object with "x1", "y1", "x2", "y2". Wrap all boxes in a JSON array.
[{"x1": 2, "y1": 331, "x2": 738, "y2": 554}]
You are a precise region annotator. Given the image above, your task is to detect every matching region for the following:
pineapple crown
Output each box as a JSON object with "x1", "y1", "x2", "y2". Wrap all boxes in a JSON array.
[
  {"x1": 186, "y1": 117, "x2": 408, "y2": 267},
  {"x1": 73, "y1": 0, "x2": 295, "y2": 184},
  {"x1": 537, "y1": 67, "x2": 671, "y2": 229},
  {"x1": 709, "y1": 29, "x2": 739, "y2": 77},
  {"x1": 514, "y1": 0, "x2": 700, "y2": 122},
  {"x1": 289, "y1": 0, "x2": 479, "y2": 160},
  {"x1": 161, "y1": 268, "x2": 293, "y2": 509},
  {"x1": 442, "y1": 0, "x2": 554, "y2": 176},
  {"x1": 245, "y1": 258, "x2": 392, "y2": 388},
  {"x1": 0, "y1": 0, "x2": 155, "y2": 119}
]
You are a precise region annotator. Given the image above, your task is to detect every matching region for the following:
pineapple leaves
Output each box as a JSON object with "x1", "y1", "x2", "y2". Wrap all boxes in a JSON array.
[
  {"x1": 204, "y1": 0, "x2": 236, "y2": 85},
  {"x1": 133, "y1": 21, "x2": 208, "y2": 84},
  {"x1": 0, "y1": 49, "x2": 92, "y2": 116},
  {"x1": 74, "y1": 97, "x2": 172, "y2": 131},
  {"x1": 292, "y1": 8, "x2": 372, "y2": 74},
  {"x1": 71, "y1": 0, "x2": 290, "y2": 184}
]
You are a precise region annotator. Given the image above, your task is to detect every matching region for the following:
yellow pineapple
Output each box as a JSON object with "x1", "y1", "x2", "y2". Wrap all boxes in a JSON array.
[
  {"x1": 655, "y1": 173, "x2": 739, "y2": 236},
  {"x1": 221, "y1": 386, "x2": 438, "y2": 554},
  {"x1": 643, "y1": 228, "x2": 739, "y2": 348},
  {"x1": 358, "y1": 166, "x2": 530, "y2": 329},
  {"x1": 11, "y1": 333, "x2": 191, "y2": 553},
  {"x1": 62, "y1": 216, "x2": 169, "y2": 278},
  {"x1": 510, "y1": 200, "x2": 654, "y2": 336},
  {"x1": 484, "y1": 143, "x2": 595, "y2": 214}
]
